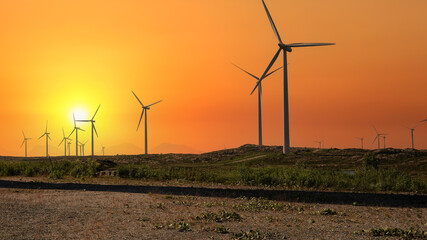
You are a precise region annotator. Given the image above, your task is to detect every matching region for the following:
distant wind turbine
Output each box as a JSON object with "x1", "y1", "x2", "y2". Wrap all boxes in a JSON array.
[
  {"x1": 251, "y1": 0, "x2": 335, "y2": 154},
  {"x1": 232, "y1": 63, "x2": 282, "y2": 146},
  {"x1": 59, "y1": 128, "x2": 71, "y2": 157},
  {"x1": 76, "y1": 105, "x2": 100, "y2": 156},
  {"x1": 79, "y1": 141, "x2": 87, "y2": 156},
  {"x1": 404, "y1": 119, "x2": 426, "y2": 149},
  {"x1": 355, "y1": 137, "x2": 364, "y2": 149},
  {"x1": 21, "y1": 131, "x2": 32, "y2": 157},
  {"x1": 67, "y1": 141, "x2": 72, "y2": 156},
  {"x1": 132, "y1": 91, "x2": 162, "y2": 155},
  {"x1": 381, "y1": 135, "x2": 387, "y2": 149},
  {"x1": 68, "y1": 114, "x2": 85, "y2": 156},
  {"x1": 314, "y1": 140, "x2": 323, "y2": 149},
  {"x1": 102, "y1": 145, "x2": 105, "y2": 156},
  {"x1": 372, "y1": 126, "x2": 386, "y2": 149},
  {"x1": 38, "y1": 121, "x2": 52, "y2": 157}
]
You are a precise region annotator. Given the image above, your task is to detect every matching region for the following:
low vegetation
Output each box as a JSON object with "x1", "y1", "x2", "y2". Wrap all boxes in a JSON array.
[
  {"x1": 369, "y1": 227, "x2": 426, "y2": 239},
  {"x1": 0, "y1": 147, "x2": 426, "y2": 193}
]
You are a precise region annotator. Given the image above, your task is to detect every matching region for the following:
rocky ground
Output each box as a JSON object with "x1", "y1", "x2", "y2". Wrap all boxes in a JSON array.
[{"x1": 0, "y1": 177, "x2": 426, "y2": 240}]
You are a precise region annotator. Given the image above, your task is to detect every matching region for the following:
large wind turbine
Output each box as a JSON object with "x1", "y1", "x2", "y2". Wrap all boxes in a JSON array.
[
  {"x1": 38, "y1": 121, "x2": 52, "y2": 157},
  {"x1": 252, "y1": 0, "x2": 335, "y2": 154},
  {"x1": 232, "y1": 63, "x2": 282, "y2": 146},
  {"x1": 59, "y1": 128, "x2": 71, "y2": 157},
  {"x1": 132, "y1": 91, "x2": 162, "y2": 155},
  {"x1": 68, "y1": 114, "x2": 85, "y2": 156},
  {"x1": 21, "y1": 131, "x2": 31, "y2": 157},
  {"x1": 76, "y1": 105, "x2": 100, "y2": 156}
]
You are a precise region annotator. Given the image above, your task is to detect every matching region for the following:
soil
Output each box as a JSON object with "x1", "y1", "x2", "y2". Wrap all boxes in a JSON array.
[{"x1": 0, "y1": 177, "x2": 426, "y2": 240}]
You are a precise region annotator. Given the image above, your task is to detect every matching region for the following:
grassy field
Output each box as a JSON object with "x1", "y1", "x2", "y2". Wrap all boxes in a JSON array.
[{"x1": 1, "y1": 145, "x2": 426, "y2": 193}]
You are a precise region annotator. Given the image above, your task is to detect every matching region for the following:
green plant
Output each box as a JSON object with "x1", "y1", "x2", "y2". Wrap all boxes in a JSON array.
[
  {"x1": 214, "y1": 225, "x2": 229, "y2": 234},
  {"x1": 319, "y1": 208, "x2": 337, "y2": 215}
]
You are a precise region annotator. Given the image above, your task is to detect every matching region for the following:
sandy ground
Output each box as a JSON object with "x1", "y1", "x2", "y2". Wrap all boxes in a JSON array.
[{"x1": 0, "y1": 177, "x2": 426, "y2": 239}]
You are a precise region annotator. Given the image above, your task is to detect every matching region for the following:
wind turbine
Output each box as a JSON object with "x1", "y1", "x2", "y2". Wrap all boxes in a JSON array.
[
  {"x1": 381, "y1": 135, "x2": 387, "y2": 149},
  {"x1": 76, "y1": 105, "x2": 100, "y2": 156},
  {"x1": 132, "y1": 91, "x2": 162, "y2": 155},
  {"x1": 355, "y1": 137, "x2": 364, "y2": 149},
  {"x1": 314, "y1": 140, "x2": 323, "y2": 149},
  {"x1": 79, "y1": 141, "x2": 87, "y2": 156},
  {"x1": 67, "y1": 141, "x2": 72, "y2": 156},
  {"x1": 68, "y1": 114, "x2": 85, "y2": 156},
  {"x1": 59, "y1": 128, "x2": 71, "y2": 157},
  {"x1": 232, "y1": 63, "x2": 282, "y2": 146},
  {"x1": 404, "y1": 120, "x2": 426, "y2": 149},
  {"x1": 38, "y1": 121, "x2": 52, "y2": 157},
  {"x1": 372, "y1": 126, "x2": 386, "y2": 149},
  {"x1": 251, "y1": 0, "x2": 335, "y2": 154},
  {"x1": 21, "y1": 131, "x2": 32, "y2": 157},
  {"x1": 102, "y1": 146, "x2": 105, "y2": 156}
]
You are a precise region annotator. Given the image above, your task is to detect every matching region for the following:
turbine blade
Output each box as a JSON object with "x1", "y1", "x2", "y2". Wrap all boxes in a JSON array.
[
  {"x1": 373, "y1": 126, "x2": 378, "y2": 134},
  {"x1": 76, "y1": 120, "x2": 90, "y2": 122},
  {"x1": 261, "y1": 0, "x2": 283, "y2": 43},
  {"x1": 73, "y1": 113, "x2": 76, "y2": 127},
  {"x1": 251, "y1": 47, "x2": 282, "y2": 95},
  {"x1": 59, "y1": 138, "x2": 64, "y2": 146},
  {"x1": 372, "y1": 135, "x2": 378, "y2": 144},
  {"x1": 22, "y1": 130, "x2": 26, "y2": 138},
  {"x1": 419, "y1": 118, "x2": 427, "y2": 123},
  {"x1": 21, "y1": 140, "x2": 25, "y2": 148},
  {"x1": 38, "y1": 133, "x2": 45, "y2": 140},
  {"x1": 45, "y1": 121, "x2": 48, "y2": 132},
  {"x1": 231, "y1": 63, "x2": 259, "y2": 80},
  {"x1": 68, "y1": 128, "x2": 75, "y2": 138},
  {"x1": 48, "y1": 135, "x2": 52, "y2": 141},
  {"x1": 92, "y1": 104, "x2": 101, "y2": 120},
  {"x1": 264, "y1": 66, "x2": 283, "y2": 78},
  {"x1": 147, "y1": 100, "x2": 162, "y2": 107},
  {"x1": 136, "y1": 109, "x2": 144, "y2": 131},
  {"x1": 132, "y1": 91, "x2": 144, "y2": 107},
  {"x1": 286, "y1": 43, "x2": 335, "y2": 47},
  {"x1": 93, "y1": 124, "x2": 98, "y2": 137}
]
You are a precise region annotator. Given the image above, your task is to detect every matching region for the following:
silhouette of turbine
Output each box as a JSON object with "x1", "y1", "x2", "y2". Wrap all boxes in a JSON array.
[
  {"x1": 252, "y1": 0, "x2": 334, "y2": 154},
  {"x1": 132, "y1": 91, "x2": 162, "y2": 155},
  {"x1": 76, "y1": 105, "x2": 100, "y2": 156},
  {"x1": 355, "y1": 137, "x2": 364, "y2": 149},
  {"x1": 38, "y1": 121, "x2": 52, "y2": 157},
  {"x1": 21, "y1": 131, "x2": 32, "y2": 157},
  {"x1": 372, "y1": 126, "x2": 387, "y2": 149},
  {"x1": 79, "y1": 141, "x2": 87, "y2": 156},
  {"x1": 59, "y1": 128, "x2": 71, "y2": 157},
  {"x1": 68, "y1": 114, "x2": 85, "y2": 156},
  {"x1": 232, "y1": 63, "x2": 282, "y2": 146}
]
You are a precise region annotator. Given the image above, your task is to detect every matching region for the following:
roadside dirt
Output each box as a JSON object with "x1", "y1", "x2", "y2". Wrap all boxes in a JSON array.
[{"x1": 0, "y1": 177, "x2": 425, "y2": 239}]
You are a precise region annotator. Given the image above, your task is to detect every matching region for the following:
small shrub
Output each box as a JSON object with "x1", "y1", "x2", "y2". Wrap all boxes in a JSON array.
[
  {"x1": 363, "y1": 152, "x2": 379, "y2": 170},
  {"x1": 319, "y1": 208, "x2": 337, "y2": 215},
  {"x1": 214, "y1": 225, "x2": 230, "y2": 234}
]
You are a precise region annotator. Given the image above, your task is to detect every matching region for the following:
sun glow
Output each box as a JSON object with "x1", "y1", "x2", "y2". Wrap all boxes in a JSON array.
[{"x1": 70, "y1": 107, "x2": 89, "y2": 124}]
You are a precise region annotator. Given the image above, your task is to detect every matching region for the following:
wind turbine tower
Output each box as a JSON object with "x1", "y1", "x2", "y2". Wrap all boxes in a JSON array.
[
  {"x1": 59, "y1": 128, "x2": 71, "y2": 157},
  {"x1": 38, "y1": 121, "x2": 52, "y2": 157},
  {"x1": 132, "y1": 91, "x2": 162, "y2": 155},
  {"x1": 76, "y1": 105, "x2": 100, "y2": 156},
  {"x1": 372, "y1": 126, "x2": 386, "y2": 150},
  {"x1": 232, "y1": 63, "x2": 282, "y2": 146},
  {"x1": 21, "y1": 131, "x2": 32, "y2": 157},
  {"x1": 355, "y1": 137, "x2": 364, "y2": 149},
  {"x1": 251, "y1": 0, "x2": 335, "y2": 154},
  {"x1": 67, "y1": 141, "x2": 72, "y2": 156},
  {"x1": 68, "y1": 114, "x2": 85, "y2": 156}
]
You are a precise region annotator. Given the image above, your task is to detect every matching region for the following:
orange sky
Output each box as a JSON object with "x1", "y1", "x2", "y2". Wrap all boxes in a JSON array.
[{"x1": 0, "y1": 0, "x2": 426, "y2": 156}]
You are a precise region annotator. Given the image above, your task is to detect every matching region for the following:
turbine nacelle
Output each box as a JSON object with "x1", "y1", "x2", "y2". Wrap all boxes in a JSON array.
[{"x1": 278, "y1": 43, "x2": 292, "y2": 52}]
